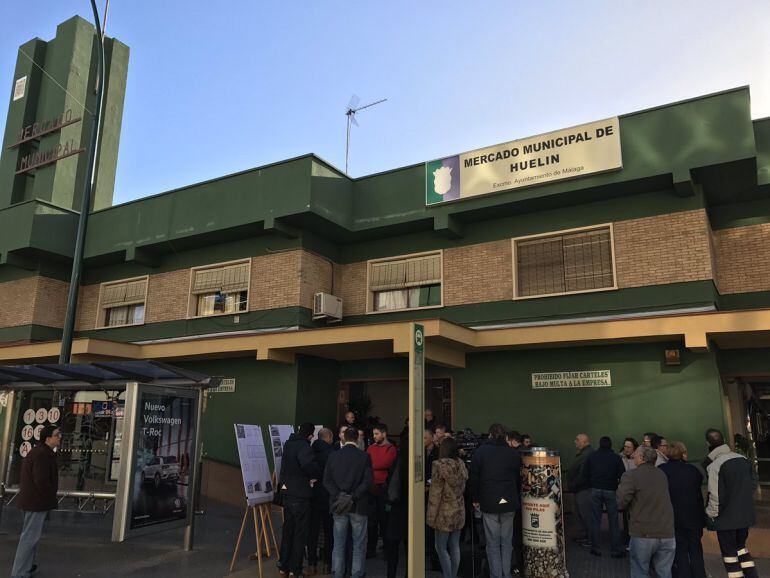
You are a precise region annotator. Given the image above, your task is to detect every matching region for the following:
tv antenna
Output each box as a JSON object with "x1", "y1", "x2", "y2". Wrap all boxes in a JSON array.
[{"x1": 345, "y1": 95, "x2": 387, "y2": 174}]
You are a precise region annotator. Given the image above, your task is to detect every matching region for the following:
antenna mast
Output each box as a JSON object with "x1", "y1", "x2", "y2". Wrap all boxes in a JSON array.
[{"x1": 345, "y1": 96, "x2": 387, "y2": 174}]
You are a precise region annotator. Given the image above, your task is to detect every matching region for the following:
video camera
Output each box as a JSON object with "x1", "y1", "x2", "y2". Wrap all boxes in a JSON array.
[{"x1": 454, "y1": 428, "x2": 486, "y2": 463}]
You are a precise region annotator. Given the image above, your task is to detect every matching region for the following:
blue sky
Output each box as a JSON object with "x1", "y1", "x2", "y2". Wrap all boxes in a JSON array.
[{"x1": 1, "y1": 1, "x2": 769, "y2": 205}]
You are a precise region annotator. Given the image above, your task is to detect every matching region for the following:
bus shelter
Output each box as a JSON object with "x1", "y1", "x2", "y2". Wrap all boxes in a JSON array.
[{"x1": 0, "y1": 360, "x2": 217, "y2": 549}]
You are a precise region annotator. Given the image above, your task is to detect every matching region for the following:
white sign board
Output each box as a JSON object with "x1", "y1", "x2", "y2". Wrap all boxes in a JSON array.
[
  {"x1": 13, "y1": 76, "x2": 27, "y2": 101},
  {"x1": 426, "y1": 117, "x2": 622, "y2": 205},
  {"x1": 208, "y1": 378, "x2": 235, "y2": 393},
  {"x1": 522, "y1": 497, "x2": 558, "y2": 548},
  {"x1": 311, "y1": 425, "x2": 323, "y2": 443},
  {"x1": 531, "y1": 370, "x2": 611, "y2": 390},
  {"x1": 269, "y1": 424, "x2": 294, "y2": 478},
  {"x1": 234, "y1": 424, "x2": 274, "y2": 506}
]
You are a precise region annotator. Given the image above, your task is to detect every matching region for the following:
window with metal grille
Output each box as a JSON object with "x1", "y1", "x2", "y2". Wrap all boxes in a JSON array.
[
  {"x1": 368, "y1": 252, "x2": 442, "y2": 312},
  {"x1": 98, "y1": 277, "x2": 148, "y2": 328},
  {"x1": 515, "y1": 227, "x2": 615, "y2": 298},
  {"x1": 190, "y1": 260, "x2": 250, "y2": 317}
]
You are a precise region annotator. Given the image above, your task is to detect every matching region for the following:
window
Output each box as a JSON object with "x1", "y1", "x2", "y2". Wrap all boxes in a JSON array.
[
  {"x1": 98, "y1": 277, "x2": 148, "y2": 328},
  {"x1": 189, "y1": 260, "x2": 250, "y2": 317},
  {"x1": 514, "y1": 225, "x2": 616, "y2": 298},
  {"x1": 368, "y1": 251, "x2": 442, "y2": 312}
]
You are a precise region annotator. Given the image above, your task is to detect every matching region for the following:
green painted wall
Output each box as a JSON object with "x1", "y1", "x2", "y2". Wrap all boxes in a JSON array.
[
  {"x1": 295, "y1": 356, "x2": 340, "y2": 428},
  {"x1": 337, "y1": 345, "x2": 726, "y2": 469},
  {"x1": 77, "y1": 307, "x2": 312, "y2": 342},
  {"x1": 717, "y1": 347, "x2": 770, "y2": 375},
  {"x1": 178, "y1": 357, "x2": 298, "y2": 467},
  {"x1": 453, "y1": 344, "x2": 726, "y2": 468}
]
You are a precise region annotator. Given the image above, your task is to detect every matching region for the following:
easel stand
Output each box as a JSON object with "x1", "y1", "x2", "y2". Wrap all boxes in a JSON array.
[{"x1": 229, "y1": 502, "x2": 280, "y2": 576}]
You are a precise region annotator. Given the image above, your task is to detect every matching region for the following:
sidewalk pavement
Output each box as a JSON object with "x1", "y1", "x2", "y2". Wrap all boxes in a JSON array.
[{"x1": 1, "y1": 501, "x2": 768, "y2": 577}]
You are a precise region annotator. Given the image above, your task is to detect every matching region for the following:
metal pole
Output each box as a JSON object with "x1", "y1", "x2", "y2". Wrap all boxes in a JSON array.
[
  {"x1": 59, "y1": 0, "x2": 106, "y2": 364},
  {"x1": 184, "y1": 388, "x2": 205, "y2": 551},
  {"x1": 0, "y1": 390, "x2": 17, "y2": 527},
  {"x1": 345, "y1": 115, "x2": 351, "y2": 174}
]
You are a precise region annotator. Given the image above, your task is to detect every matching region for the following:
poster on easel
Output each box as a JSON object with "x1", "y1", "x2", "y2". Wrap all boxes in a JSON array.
[
  {"x1": 268, "y1": 425, "x2": 294, "y2": 478},
  {"x1": 234, "y1": 424, "x2": 273, "y2": 505}
]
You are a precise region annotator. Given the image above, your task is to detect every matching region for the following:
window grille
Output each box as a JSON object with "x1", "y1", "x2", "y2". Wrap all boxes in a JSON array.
[{"x1": 516, "y1": 227, "x2": 614, "y2": 297}]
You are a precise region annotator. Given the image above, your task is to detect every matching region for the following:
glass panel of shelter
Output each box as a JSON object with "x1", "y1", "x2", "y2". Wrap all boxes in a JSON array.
[{"x1": 7, "y1": 389, "x2": 125, "y2": 493}]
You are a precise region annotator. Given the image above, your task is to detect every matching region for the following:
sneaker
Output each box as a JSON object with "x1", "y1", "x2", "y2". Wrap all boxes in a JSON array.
[
  {"x1": 611, "y1": 552, "x2": 627, "y2": 559},
  {"x1": 590, "y1": 549, "x2": 602, "y2": 557}
]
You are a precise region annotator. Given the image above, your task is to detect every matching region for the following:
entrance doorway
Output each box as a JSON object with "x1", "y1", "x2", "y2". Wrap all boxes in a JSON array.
[
  {"x1": 723, "y1": 376, "x2": 770, "y2": 486},
  {"x1": 337, "y1": 378, "x2": 453, "y2": 439}
]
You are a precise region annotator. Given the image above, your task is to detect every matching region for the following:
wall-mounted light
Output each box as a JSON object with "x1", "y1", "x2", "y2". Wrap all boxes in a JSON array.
[{"x1": 665, "y1": 349, "x2": 681, "y2": 366}]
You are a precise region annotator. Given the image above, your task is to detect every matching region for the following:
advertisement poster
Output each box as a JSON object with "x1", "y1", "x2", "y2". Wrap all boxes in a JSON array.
[
  {"x1": 235, "y1": 424, "x2": 274, "y2": 506},
  {"x1": 269, "y1": 425, "x2": 294, "y2": 477},
  {"x1": 521, "y1": 450, "x2": 567, "y2": 578},
  {"x1": 128, "y1": 389, "x2": 196, "y2": 530}
]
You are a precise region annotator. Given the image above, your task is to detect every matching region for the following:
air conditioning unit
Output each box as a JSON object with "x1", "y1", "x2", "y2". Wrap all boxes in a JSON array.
[{"x1": 313, "y1": 292, "x2": 343, "y2": 321}]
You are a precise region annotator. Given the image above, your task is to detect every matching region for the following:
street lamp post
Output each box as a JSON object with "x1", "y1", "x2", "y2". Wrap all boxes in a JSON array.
[{"x1": 58, "y1": 0, "x2": 106, "y2": 363}]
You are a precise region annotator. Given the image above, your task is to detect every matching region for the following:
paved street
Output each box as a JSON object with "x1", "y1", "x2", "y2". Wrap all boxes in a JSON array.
[{"x1": 1, "y1": 502, "x2": 768, "y2": 577}]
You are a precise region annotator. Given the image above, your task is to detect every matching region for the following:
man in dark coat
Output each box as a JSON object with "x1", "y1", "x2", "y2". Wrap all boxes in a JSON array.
[
  {"x1": 470, "y1": 423, "x2": 522, "y2": 578},
  {"x1": 568, "y1": 433, "x2": 594, "y2": 547},
  {"x1": 12, "y1": 424, "x2": 61, "y2": 578},
  {"x1": 659, "y1": 441, "x2": 706, "y2": 578},
  {"x1": 278, "y1": 422, "x2": 322, "y2": 577},
  {"x1": 308, "y1": 428, "x2": 335, "y2": 575},
  {"x1": 588, "y1": 436, "x2": 626, "y2": 558},
  {"x1": 704, "y1": 429, "x2": 758, "y2": 578},
  {"x1": 324, "y1": 427, "x2": 373, "y2": 578}
]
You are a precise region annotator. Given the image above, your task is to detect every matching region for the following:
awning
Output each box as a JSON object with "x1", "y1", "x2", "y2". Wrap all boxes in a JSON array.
[{"x1": 0, "y1": 360, "x2": 218, "y2": 391}]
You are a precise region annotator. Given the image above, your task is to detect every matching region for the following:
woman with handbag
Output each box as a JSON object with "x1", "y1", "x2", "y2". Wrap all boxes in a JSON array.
[{"x1": 427, "y1": 438, "x2": 468, "y2": 578}]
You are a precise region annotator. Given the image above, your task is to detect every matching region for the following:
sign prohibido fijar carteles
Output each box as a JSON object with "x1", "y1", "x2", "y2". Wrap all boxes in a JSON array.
[
  {"x1": 531, "y1": 370, "x2": 611, "y2": 389},
  {"x1": 426, "y1": 117, "x2": 622, "y2": 205}
]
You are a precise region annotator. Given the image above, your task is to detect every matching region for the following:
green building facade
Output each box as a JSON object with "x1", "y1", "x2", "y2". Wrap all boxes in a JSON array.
[{"x1": 1, "y1": 17, "x2": 770, "y2": 501}]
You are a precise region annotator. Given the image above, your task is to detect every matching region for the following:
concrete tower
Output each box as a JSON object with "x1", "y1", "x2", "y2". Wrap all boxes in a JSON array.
[{"x1": 0, "y1": 16, "x2": 129, "y2": 212}]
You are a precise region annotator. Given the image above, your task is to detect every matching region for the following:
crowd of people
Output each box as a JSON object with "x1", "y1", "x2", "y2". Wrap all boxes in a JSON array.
[
  {"x1": 274, "y1": 410, "x2": 760, "y2": 578},
  {"x1": 568, "y1": 430, "x2": 759, "y2": 578},
  {"x1": 274, "y1": 410, "x2": 544, "y2": 578}
]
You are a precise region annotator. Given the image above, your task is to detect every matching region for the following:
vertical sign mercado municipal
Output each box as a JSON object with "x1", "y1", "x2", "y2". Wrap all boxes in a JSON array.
[{"x1": 426, "y1": 118, "x2": 622, "y2": 205}]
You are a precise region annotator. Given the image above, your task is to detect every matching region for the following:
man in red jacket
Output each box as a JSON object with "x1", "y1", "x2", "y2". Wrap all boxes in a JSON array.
[
  {"x1": 12, "y1": 424, "x2": 61, "y2": 578},
  {"x1": 366, "y1": 423, "x2": 397, "y2": 557}
]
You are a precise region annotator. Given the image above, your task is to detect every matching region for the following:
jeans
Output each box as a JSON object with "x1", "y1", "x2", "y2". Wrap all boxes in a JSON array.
[
  {"x1": 308, "y1": 507, "x2": 333, "y2": 567},
  {"x1": 333, "y1": 512, "x2": 367, "y2": 578},
  {"x1": 279, "y1": 497, "x2": 311, "y2": 574},
  {"x1": 435, "y1": 529, "x2": 461, "y2": 578},
  {"x1": 574, "y1": 489, "x2": 593, "y2": 543},
  {"x1": 629, "y1": 536, "x2": 676, "y2": 578},
  {"x1": 11, "y1": 510, "x2": 47, "y2": 578},
  {"x1": 590, "y1": 488, "x2": 622, "y2": 554},
  {"x1": 673, "y1": 527, "x2": 706, "y2": 578},
  {"x1": 482, "y1": 511, "x2": 515, "y2": 578},
  {"x1": 717, "y1": 528, "x2": 758, "y2": 578}
]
